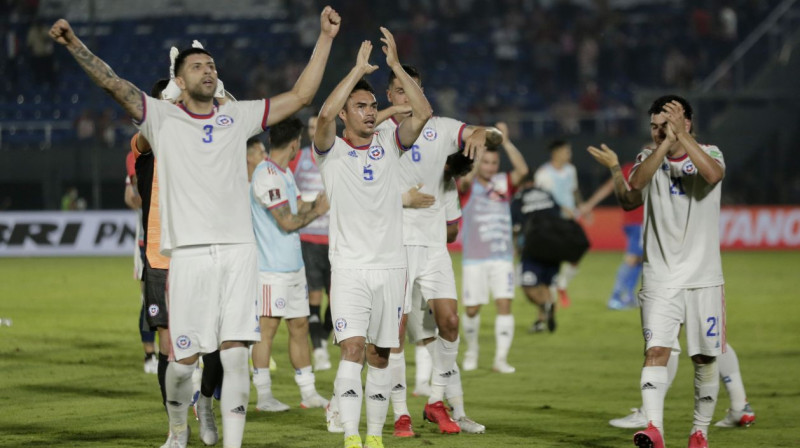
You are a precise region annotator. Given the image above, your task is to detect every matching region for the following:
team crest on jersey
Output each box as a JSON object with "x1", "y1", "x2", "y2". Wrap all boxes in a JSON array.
[
  {"x1": 368, "y1": 145, "x2": 385, "y2": 160},
  {"x1": 643, "y1": 328, "x2": 653, "y2": 342},
  {"x1": 176, "y1": 335, "x2": 192, "y2": 349},
  {"x1": 682, "y1": 161, "x2": 696, "y2": 175},
  {"x1": 215, "y1": 115, "x2": 234, "y2": 127},
  {"x1": 335, "y1": 318, "x2": 347, "y2": 332},
  {"x1": 268, "y1": 188, "x2": 281, "y2": 201},
  {"x1": 422, "y1": 127, "x2": 437, "y2": 141},
  {"x1": 275, "y1": 298, "x2": 286, "y2": 309},
  {"x1": 148, "y1": 304, "x2": 160, "y2": 317}
]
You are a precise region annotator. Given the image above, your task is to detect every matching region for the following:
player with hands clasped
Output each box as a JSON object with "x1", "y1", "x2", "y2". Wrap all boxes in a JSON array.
[
  {"x1": 616, "y1": 95, "x2": 726, "y2": 448},
  {"x1": 50, "y1": 7, "x2": 339, "y2": 448},
  {"x1": 313, "y1": 28, "x2": 432, "y2": 448}
]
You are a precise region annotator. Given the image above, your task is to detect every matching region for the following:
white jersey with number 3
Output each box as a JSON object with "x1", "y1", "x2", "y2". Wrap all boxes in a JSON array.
[
  {"x1": 315, "y1": 130, "x2": 406, "y2": 270},
  {"x1": 632, "y1": 144, "x2": 726, "y2": 290},
  {"x1": 135, "y1": 95, "x2": 269, "y2": 255},
  {"x1": 377, "y1": 116, "x2": 466, "y2": 247}
]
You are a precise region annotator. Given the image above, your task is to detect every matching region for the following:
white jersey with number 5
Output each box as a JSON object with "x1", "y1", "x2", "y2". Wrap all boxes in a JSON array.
[
  {"x1": 377, "y1": 116, "x2": 466, "y2": 247},
  {"x1": 315, "y1": 130, "x2": 407, "y2": 270},
  {"x1": 631, "y1": 144, "x2": 726, "y2": 290},
  {"x1": 135, "y1": 95, "x2": 269, "y2": 255}
]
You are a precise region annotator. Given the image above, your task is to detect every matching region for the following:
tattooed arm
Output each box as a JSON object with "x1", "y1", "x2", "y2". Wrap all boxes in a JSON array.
[
  {"x1": 50, "y1": 19, "x2": 143, "y2": 121},
  {"x1": 270, "y1": 193, "x2": 329, "y2": 233}
]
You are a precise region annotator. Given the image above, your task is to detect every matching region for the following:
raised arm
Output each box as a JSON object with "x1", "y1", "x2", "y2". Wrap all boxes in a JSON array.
[
  {"x1": 267, "y1": 6, "x2": 340, "y2": 127},
  {"x1": 376, "y1": 105, "x2": 411, "y2": 127},
  {"x1": 50, "y1": 19, "x2": 143, "y2": 121},
  {"x1": 587, "y1": 144, "x2": 643, "y2": 211},
  {"x1": 663, "y1": 101, "x2": 724, "y2": 186},
  {"x1": 495, "y1": 122, "x2": 529, "y2": 187},
  {"x1": 314, "y1": 41, "x2": 378, "y2": 152},
  {"x1": 381, "y1": 27, "x2": 432, "y2": 148}
]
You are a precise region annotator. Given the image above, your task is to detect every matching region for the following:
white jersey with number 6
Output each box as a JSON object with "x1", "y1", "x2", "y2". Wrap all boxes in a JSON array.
[
  {"x1": 377, "y1": 116, "x2": 466, "y2": 247},
  {"x1": 631, "y1": 144, "x2": 726, "y2": 290},
  {"x1": 315, "y1": 130, "x2": 407, "y2": 270}
]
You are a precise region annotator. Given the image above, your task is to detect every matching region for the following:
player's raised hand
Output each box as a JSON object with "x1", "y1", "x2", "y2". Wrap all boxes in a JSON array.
[
  {"x1": 495, "y1": 122, "x2": 510, "y2": 142},
  {"x1": 356, "y1": 41, "x2": 379, "y2": 74},
  {"x1": 49, "y1": 19, "x2": 77, "y2": 47},
  {"x1": 379, "y1": 27, "x2": 400, "y2": 68},
  {"x1": 587, "y1": 144, "x2": 620, "y2": 168},
  {"x1": 662, "y1": 101, "x2": 686, "y2": 140},
  {"x1": 320, "y1": 6, "x2": 341, "y2": 39}
]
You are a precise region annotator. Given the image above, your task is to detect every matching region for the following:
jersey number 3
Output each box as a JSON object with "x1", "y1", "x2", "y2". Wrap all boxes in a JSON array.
[{"x1": 203, "y1": 125, "x2": 213, "y2": 143}]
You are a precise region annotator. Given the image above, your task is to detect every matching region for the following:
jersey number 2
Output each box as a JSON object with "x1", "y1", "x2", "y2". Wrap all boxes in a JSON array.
[
  {"x1": 202, "y1": 125, "x2": 213, "y2": 143},
  {"x1": 706, "y1": 316, "x2": 718, "y2": 337}
]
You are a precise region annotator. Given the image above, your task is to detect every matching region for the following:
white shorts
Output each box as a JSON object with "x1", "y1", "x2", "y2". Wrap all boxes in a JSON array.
[
  {"x1": 168, "y1": 243, "x2": 261, "y2": 360},
  {"x1": 330, "y1": 268, "x2": 406, "y2": 348},
  {"x1": 406, "y1": 289, "x2": 438, "y2": 344},
  {"x1": 462, "y1": 260, "x2": 516, "y2": 307},
  {"x1": 403, "y1": 245, "x2": 457, "y2": 313},
  {"x1": 258, "y1": 268, "x2": 309, "y2": 320},
  {"x1": 639, "y1": 285, "x2": 726, "y2": 357}
]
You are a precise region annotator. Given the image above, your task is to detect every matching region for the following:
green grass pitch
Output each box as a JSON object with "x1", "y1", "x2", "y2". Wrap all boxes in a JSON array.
[{"x1": 0, "y1": 251, "x2": 797, "y2": 447}]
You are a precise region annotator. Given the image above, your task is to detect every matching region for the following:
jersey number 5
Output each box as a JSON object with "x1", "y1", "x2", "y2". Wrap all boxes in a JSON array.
[
  {"x1": 203, "y1": 125, "x2": 213, "y2": 143},
  {"x1": 363, "y1": 164, "x2": 374, "y2": 181}
]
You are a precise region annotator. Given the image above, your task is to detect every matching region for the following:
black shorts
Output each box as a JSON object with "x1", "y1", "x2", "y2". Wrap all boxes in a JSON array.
[
  {"x1": 300, "y1": 240, "x2": 330, "y2": 292},
  {"x1": 520, "y1": 258, "x2": 560, "y2": 287},
  {"x1": 144, "y1": 260, "x2": 169, "y2": 330}
]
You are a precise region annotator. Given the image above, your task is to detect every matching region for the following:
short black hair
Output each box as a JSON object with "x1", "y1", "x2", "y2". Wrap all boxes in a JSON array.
[
  {"x1": 547, "y1": 139, "x2": 569, "y2": 152},
  {"x1": 648, "y1": 94, "x2": 693, "y2": 120},
  {"x1": 444, "y1": 152, "x2": 475, "y2": 182},
  {"x1": 246, "y1": 136, "x2": 263, "y2": 150},
  {"x1": 269, "y1": 117, "x2": 304, "y2": 149},
  {"x1": 351, "y1": 78, "x2": 375, "y2": 96},
  {"x1": 150, "y1": 78, "x2": 170, "y2": 98},
  {"x1": 387, "y1": 65, "x2": 421, "y2": 88},
  {"x1": 174, "y1": 47, "x2": 213, "y2": 76}
]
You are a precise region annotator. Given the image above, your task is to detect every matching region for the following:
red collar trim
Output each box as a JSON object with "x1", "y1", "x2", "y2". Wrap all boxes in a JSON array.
[
  {"x1": 178, "y1": 102, "x2": 217, "y2": 119},
  {"x1": 342, "y1": 136, "x2": 372, "y2": 150},
  {"x1": 667, "y1": 153, "x2": 689, "y2": 162}
]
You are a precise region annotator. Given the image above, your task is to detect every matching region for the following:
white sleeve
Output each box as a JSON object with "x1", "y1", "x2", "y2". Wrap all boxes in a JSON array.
[
  {"x1": 252, "y1": 166, "x2": 289, "y2": 210},
  {"x1": 443, "y1": 180, "x2": 462, "y2": 224},
  {"x1": 702, "y1": 145, "x2": 726, "y2": 170},
  {"x1": 134, "y1": 94, "x2": 166, "y2": 153},
  {"x1": 630, "y1": 148, "x2": 655, "y2": 176},
  {"x1": 432, "y1": 116, "x2": 467, "y2": 156},
  {"x1": 231, "y1": 99, "x2": 270, "y2": 138}
]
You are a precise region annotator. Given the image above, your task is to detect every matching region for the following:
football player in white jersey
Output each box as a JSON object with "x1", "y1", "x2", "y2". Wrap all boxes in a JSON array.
[
  {"x1": 313, "y1": 29, "x2": 436, "y2": 448},
  {"x1": 457, "y1": 122, "x2": 529, "y2": 374},
  {"x1": 49, "y1": 8, "x2": 340, "y2": 448},
  {"x1": 375, "y1": 65, "x2": 500, "y2": 436},
  {"x1": 533, "y1": 139, "x2": 585, "y2": 308},
  {"x1": 624, "y1": 95, "x2": 726, "y2": 448},
  {"x1": 587, "y1": 143, "x2": 755, "y2": 433},
  {"x1": 249, "y1": 118, "x2": 330, "y2": 412}
]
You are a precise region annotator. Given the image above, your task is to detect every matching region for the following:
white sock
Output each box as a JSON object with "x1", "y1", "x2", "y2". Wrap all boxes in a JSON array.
[
  {"x1": 294, "y1": 365, "x2": 317, "y2": 401},
  {"x1": 666, "y1": 350, "x2": 680, "y2": 389},
  {"x1": 444, "y1": 364, "x2": 465, "y2": 419},
  {"x1": 462, "y1": 313, "x2": 480, "y2": 356},
  {"x1": 429, "y1": 336, "x2": 459, "y2": 404},
  {"x1": 365, "y1": 364, "x2": 391, "y2": 437},
  {"x1": 414, "y1": 344, "x2": 432, "y2": 392},
  {"x1": 494, "y1": 314, "x2": 514, "y2": 364},
  {"x1": 692, "y1": 360, "x2": 719, "y2": 436},
  {"x1": 334, "y1": 360, "x2": 363, "y2": 438},
  {"x1": 388, "y1": 351, "x2": 409, "y2": 421},
  {"x1": 557, "y1": 263, "x2": 578, "y2": 290},
  {"x1": 640, "y1": 366, "x2": 668, "y2": 434},
  {"x1": 220, "y1": 347, "x2": 250, "y2": 448},
  {"x1": 252, "y1": 366, "x2": 273, "y2": 403},
  {"x1": 717, "y1": 344, "x2": 748, "y2": 410},
  {"x1": 165, "y1": 361, "x2": 196, "y2": 434}
]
